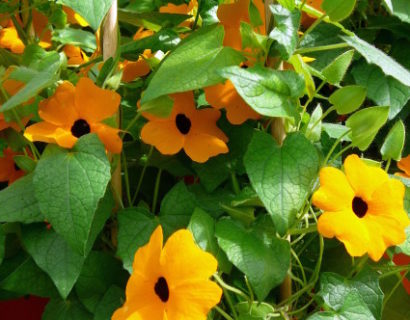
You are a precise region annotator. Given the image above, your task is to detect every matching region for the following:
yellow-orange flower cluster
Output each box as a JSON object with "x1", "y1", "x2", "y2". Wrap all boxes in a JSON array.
[{"x1": 313, "y1": 154, "x2": 409, "y2": 261}]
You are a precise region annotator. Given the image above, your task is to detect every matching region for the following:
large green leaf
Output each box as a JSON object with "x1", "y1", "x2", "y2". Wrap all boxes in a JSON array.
[
  {"x1": 219, "y1": 65, "x2": 304, "y2": 119},
  {"x1": 94, "y1": 285, "x2": 125, "y2": 320},
  {"x1": 244, "y1": 132, "x2": 319, "y2": 235},
  {"x1": 319, "y1": 271, "x2": 384, "y2": 320},
  {"x1": 329, "y1": 85, "x2": 367, "y2": 115},
  {"x1": 341, "y1": 34, "x2": 410, "y2": 87},
  {"x1": 215, "y1": 218, "x2": 290, "y2": 300},
  {"x1": 322, "y1": 0, "x2": 356, "y2": 22},
  {"x1": 42, "y1": 297, "x2": 93, "y2": 320},
  {"x1": 0, "y1": 257, "x2": 59, "y2": 297},
  {"x1": 383, "y1": 0, "x2": 410, "y2": 24},
  {"x1": 352, "y1": 62, "x2": 410, "y2": 119},
  {"x1": 322, "y1": 50, "x2": 354, "y2": 85},
  {"x1": 52, "y1": 28, "x2": 97, "y2": 53},
  {"x1": 75, "y1": 251, "x2": 127, "y2": 313},
  {"x1": 141, "y1": 24, "x2": 244, "y2": 104},
  {"x1": 33, "y1": 134, "x2": 111, "y2": 255},
  {"x1": 0, "y1": 228, "x2": 4, "y2": 265},
  {"x1": 307, "y1": 291, "x2": 375, "y2": 320},
  {"x1": 21, "y1": 224, "x2": 86, "y2": 299},
  {"x1": 116, "y1": 207, "x2": 159, "y2": 273},
  {"x1": 0, "y1": 173, "x2": 43, "y2": 223},
  {"x1": 269, "y1": 4, "x2": 301, "y2": 60},
  {"x1": 346, "y1": 106, "x2": 390, "y2": 151},
  {"x1": 57, "y1": 0, "x2": 114, "y2": 30},
  {"x1": 188, "y1": 208, "x2": 232, "y2": 273}
]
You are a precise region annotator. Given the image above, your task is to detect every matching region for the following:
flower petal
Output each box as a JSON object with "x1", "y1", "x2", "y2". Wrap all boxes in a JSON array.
[
  {"x1": 217, "y1": 0, "x2": 250, "y2": 27},
  {"x1": 312, "y1": 166, "x2": 355, "y2": 212},
  {"x1": 74, "y1": 77, "x2": 121, "y2": 123},
  {"x1": 318, "y1": 209, "x2": 370, "y2": 257},
  {"x1": 0, "y1": 26, "x2": 25, "y2": 53},
  {"x1": 344, "y1": 154, "x2": 389, "y2": 200},
  {"x1": 166, "y1": 280, "x2": 222, "y2": 320},
  {"x1": 184, "y1": 133, "x2": 228, "y2": 163},
  {"x1": 122, "y1": 59, "x2": 151, "y2": 82},
  {"x1": 91, "y1": 123, "x2": 122, "y2": 154},
  {"x1": 140, "y1": 120, "x2": 184, "y2": 155},
  {"x1": 24, "y1": 122, "x2": 77, "y2": 149},
  {"x1": 161, "y1": 229, "x2": 218, "y2": 286},
  {"x1": 190, "y1": 107, "x2": 228, "y2": 142},
  {"x1": 38, "y1": 81, "x2": 78, "y2": 126},
  {"x1": 398, "y1": 155, "x2": 410, "y2": 177}
]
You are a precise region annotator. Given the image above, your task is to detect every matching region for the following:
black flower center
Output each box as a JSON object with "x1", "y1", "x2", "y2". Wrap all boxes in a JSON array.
[
  {"x1": 240, "y1": 63, "x2": 249, "y2": 69},
  {"x1": 175, "y1": 114, "x2": 191, "y2": 135},
  {"x1": 13, "y1": 163, "x2": 19, "y2": 171},
  {"x1": 154, "y1": 277, "x2": 169, "y2": 302},
  {"x1": 71, "y1": 119, "x2": 91, "y2": 138},
  {"x1": 352, "y1": 197, "x2": 368, "y2": 218}
]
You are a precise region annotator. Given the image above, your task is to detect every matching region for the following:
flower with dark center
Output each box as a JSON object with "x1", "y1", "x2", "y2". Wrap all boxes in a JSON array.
[
  {"x1": 140, "y1": 91, "x2": 229, "y2": 163},
  {"x1": 112, "y1": 226, "x2": 222, "y2": 320},
  {"x1": 24, "y1": 78, "x2": 122, "y2": 153},
  {"x1": 313, "y1": 154, "x2": 409, "y2": 261}
]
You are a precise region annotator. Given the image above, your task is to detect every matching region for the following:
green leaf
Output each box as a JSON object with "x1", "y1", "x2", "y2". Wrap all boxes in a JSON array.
[
  {"x1": 244, "y1": 132, "x2": 319, "y2": 235},
  {"x1": 21, "y1": 224, "x2": 86, "y2": 299},
  {"x1": 0, "y1": 228, "x2": 5, "y2": 265},
  {"x1": 219, "y1": 65, "x2": 304, "y2": 119},
  {"x1": 116, "y1": 207, "x2": 159, "y2": 273},
  {"x1": 141, "y1": 25, "x2": 244, "y2": 104},
  {"x1": 0, "y1": 173, "x2": 43, "y2": 223},
  {"x1": 307, "y1": 291, "x2": 375, "y2": 320},
  {"x1": 306, "y1": 104, "x2": 323, "y2": 142},
  {"x1": 188, "y1": 208, "x2": 232, "y2": 273},
  {"x1": 159, "y1": 181, "x2": 197, "y2": 237},
  {"x1": 346, "y1": 106, "x2": 390, "y2": 151},
  {"x1": 52, "y1": 28, "x2": 97, "y2": 53},
  {"x1": 94, "y1": 285, "x2": 125, "y2": 320},
  {"x1": 322, "y1": 50, "x2": 354, "y2": 85},
  {"x1": 329, "y1": 85, "x2": 367, "y2": 115},
  {"x1": 383, "y1": 0, "x2": 410, "y2": 24},
  {"x1": 240, "y1": 22, "x2": 269, "y2": 52},
  {"x1": 381, "y1": 269, "x2": 410, "y2": 319},
  {"x1": 322, "y1": 123, "x2": 352, "y2": 142},
  {"x1": 75, "y1": 251, "x2": 127, "y2": 313},
  {"x1": 341, "y1": 34, "x2": 410, "y2": 87},
  {"x1": 139, "y1": 95, "x2": 174, "y2": 118},
  {"x1": 381, "y1": 120, "x2": 405, "y2": 161},
  {"x1": 352, "y1": 62, "x2": 410, "y2": 119},
  {"x1": 215, "y1": 218, "x2": 290, "y2": 300},
  {"x1": 0, "y1": 257, "x2": 59, "y2": 297},
  {"x1": 319, "y1": 271, "x2": 384, "y2": 320},
  {"x1": 236, "y1": 301, "x2": 276, "y2": 320},
  {"x1": 269, "y1": 4, "x2": 301, "y2": 60},
  {"x1": 57, "y1": 0, "x2": 114, "y2": 31},
  {"x1": 42, "y1": 297, "x2": 93, "y2": 320},
  {"x1": 13, "y1": 155, "x2": 36, "y2": 172},
  {"x1": 33, "y1": 134, "x2": 111, "y2": 255},
  {"x1": 322, "y1": 0, "x2": 356, "y2": 22}
]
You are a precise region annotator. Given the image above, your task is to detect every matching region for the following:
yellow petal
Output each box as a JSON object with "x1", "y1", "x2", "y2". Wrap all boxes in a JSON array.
[{"x1": 312, "y1": 167, "x2": 355, "y2": 212}]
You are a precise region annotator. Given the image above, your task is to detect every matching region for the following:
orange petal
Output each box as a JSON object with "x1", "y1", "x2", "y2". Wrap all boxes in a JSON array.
[
  {"x1": 63, "y1": 6, "x2": 89, "y2": 27},
  {"x1": 189, "y1": 108, "x2": 228, "y2": 142},
  {"x1": 91, "y1": 123, "x2": 122, "y2": 154},
  {"x1": 318, "y1": 209, "x2": 370, "y2": 257},
  {"x1": 38, "y1": 81, "x2": 78, "y2": 126},
  {"x1": 0, "y1": 26, "x2": 25, "y2": 53},
  {"x1": 161, "y1": 229, "x2": 218, "y2": 284},
  {"x1": 140, "y1": 120, "x2": 184, "y2": 155},
  {"x1": 184, "y1": 133, "x2": 228, "y2": 163},
  {"x1": 312, "y1": 166, "x2": 355, "y2": 212},
  {"x1": 122, "y1": 59, "x2": 151, "y2": 82},
  {"x1": 223, "y1": 26, "x2": 242, "y2": 50},
  {"x1": 166, "y1": 280, "x2": 222, "y2": 320},
  {"x1": 24, "y1": 122, "x2": 77, "y2": 149},
  {"x1": 0, "y1": 148, "x2": 15, "y2": 181},
  {"x1": 74, "y1": 77, "x2": 121, "y2": 123},
  {"x1": 217, "y1": 0, "x2": 250, "y2": 27},
  {"x1": 398, "y1": 155, "x2": 410, "y2": 177},
  {"x1": 32, "y1": 10, "x2": 51, "y2": 48},
  {"x1": 344, "y1": 155, "x2": 389, "y2": 200}
]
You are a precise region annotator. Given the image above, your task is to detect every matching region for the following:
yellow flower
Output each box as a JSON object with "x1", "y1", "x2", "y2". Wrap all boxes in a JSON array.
[
  {"x1": 140, "y1": 91, "x2": 229, "y2": 163},
  {"x1": 112, "y1": 226, "x2": 222, "y2": 320},
  {"x1": 0, "y1": 20, "x2": 25, "y2": 54},
  {"x1": 313, "y1": 154, "x2": 410, "y2": 261},
  {"x1": 397, "y1": 155, "x2": 410, "y2": 179},
  {"x1": 63, "y1": 6, "x2": 89, "y2": 27},
  {"x1": 24, "y1": 78, "x2": 122, "y2": 153}
]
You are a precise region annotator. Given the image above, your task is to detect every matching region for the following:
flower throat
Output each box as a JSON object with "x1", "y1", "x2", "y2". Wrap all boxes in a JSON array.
[
  {"x1": 352, "y1": 196, "x2": 368, "y2": 218},
  {"x1": 71, "y1": 119, "x2": 91, "y2": 138},
  {"x1": 175, "y1": 114, "x2": 191, "y2": 135},
  {"x1": 154, "y1": 277, "x2": 169, "y2": 302}
]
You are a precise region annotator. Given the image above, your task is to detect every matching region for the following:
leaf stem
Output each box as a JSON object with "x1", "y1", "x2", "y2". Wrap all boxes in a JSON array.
[
  {"x1": 132, "y1": 146, "x2": 154, "y2": 205},
  {"x1": 152, "y1": 168, "x2": 162, "y2": 214},
  {"x1": 299, "y1": 13, "x2": 327, "y2": 44},
  {"x1": 288, "y1": 224, "x2": 317, "y2": 236},
  {"x1": 383, "y1": 270, "x2": 409, "y2": 308},
  {"x1": 295, "y1": 43, "x2": 350, "y2": 55},
  {"x1": 214, "y1": 305, "x2": 234, "y2": 320},
  {"x1": 322, "y1": 130, "x2": 351, "y2": 165}
]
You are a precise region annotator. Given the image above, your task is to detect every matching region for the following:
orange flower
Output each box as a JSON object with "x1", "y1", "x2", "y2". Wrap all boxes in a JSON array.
[
  {"x1": 159, "y1": 0, "x2": 197, "y2": 27},
  {"x1": 63, "y1": 6, "x2": 89, "y2": 27},
  {"x1": 140, "y1": 91, "x2": 228, "y2": 163},
  {"x1": 301, "y1": 0, "x2": 323, "y2": 28},
  {"x1": 204, "y1": 78, "x2": 260, "y2": 125},
  {"x1": 112, "y1": 226, "x2": 222, "y2": 320},
  {"x1": 0, "y1": 10, "x2": 51, "y2": 54},
  {"x1": 120, "y1": 30, "x2": 154, "y2": 82},
  {"x1": 63, "y1": 44, "x2": 89, "y2": 65},
  {"x1": 24, "y1": 78, "x2": 122, "y2": 153},
  {"x1": 397, "y1": 155, "x2": 410, "y2": 178},
  {"x1": 0, "y1": 148, "x2": 25, "y2": 185},
  {"x1": 313, "y1": 154, "x2": 410, "y2": 261}
]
